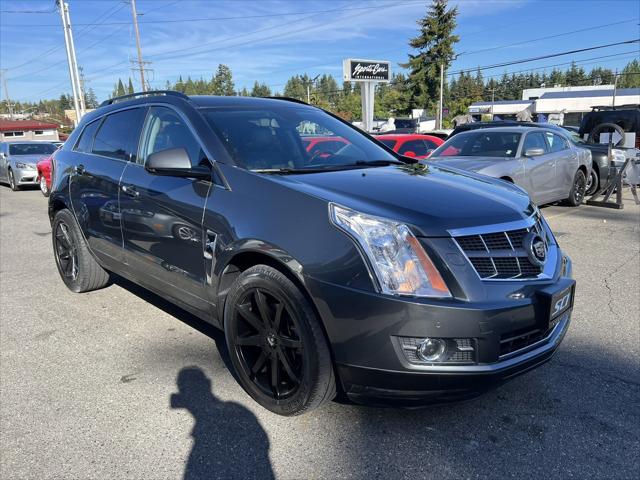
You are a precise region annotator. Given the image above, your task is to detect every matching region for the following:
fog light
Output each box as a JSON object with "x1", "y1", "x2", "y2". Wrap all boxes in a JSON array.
[{"x1": 417, "y1": 338, "x2": 447, "y2": 362}]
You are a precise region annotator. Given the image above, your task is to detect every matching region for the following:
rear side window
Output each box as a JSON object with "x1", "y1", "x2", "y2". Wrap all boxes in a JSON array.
[
  {"x1": 92, "y1": 108, "x2": 147, "y2": 162},
  {"x1": 522, "y1": 132, "x2": 548, "y2": 153},
  {"x1": 74, "y1": 119, "x2": 101, "y2": 153},
  {"x1": 398, "y1": 140, "x2": 430, "y2": 156}
]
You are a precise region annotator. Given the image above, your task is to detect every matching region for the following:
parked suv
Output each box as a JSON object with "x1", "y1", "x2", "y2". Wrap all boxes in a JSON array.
[{"x1": 49, "y1": 92, "x2": 575, "y2": 415}]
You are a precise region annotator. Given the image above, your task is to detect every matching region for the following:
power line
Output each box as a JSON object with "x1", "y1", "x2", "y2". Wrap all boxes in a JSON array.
[
  {"x1": 459, "y1": 18, "x2": 640, "y2": 57},
  {"x1": 1, "y1": 1, "x2": 426, "y2": 27}
]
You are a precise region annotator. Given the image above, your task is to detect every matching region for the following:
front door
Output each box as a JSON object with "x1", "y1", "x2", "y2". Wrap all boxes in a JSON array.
[
  {"x1": 521, "y1": 131, "x2": 556, "y2": 205},
  {"x1": 119, "y1": 106, "x2": 213, "y2": 312},
  {"x1": 544, "y1": 131, "x2": 577, "y2": 201},
  {"x1": 68, "y1": 108, "x2": 147, "y2": 266}
]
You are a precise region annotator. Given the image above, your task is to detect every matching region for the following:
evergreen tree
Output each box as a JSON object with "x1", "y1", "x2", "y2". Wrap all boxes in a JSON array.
[
  {"x1": 127, "y1": 78, "x2": 135, "y2": 94},
  {"x1": 402, "y1": 0, "x2": 459, "y2": 113},
  {"x1": 84, "y1": 88, "x2": 99, "y2": 109},
  {"x1": 211, "y1": 64, "x2": 235, "y2": 95},
  {"x1": 116, "y1": 78, "x2": 126, "y2": 97},
  {"x1": 250, "y1": 81, "x2": 272, "y2": 97},
  {"x1": 283, "y1": 75, "x2": 307, "y2": 100},
  {"x1": 618, "y1": 59, "x2": 640, "y2": 88},
  {"x1": 565, "y1": 62, "x2": 587, "y2": 86}
]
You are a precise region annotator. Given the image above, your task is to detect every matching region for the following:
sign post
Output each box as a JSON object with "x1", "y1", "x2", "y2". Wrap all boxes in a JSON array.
[{"x1": 343, "y1": 59, "x2": 390, "y2": 132}]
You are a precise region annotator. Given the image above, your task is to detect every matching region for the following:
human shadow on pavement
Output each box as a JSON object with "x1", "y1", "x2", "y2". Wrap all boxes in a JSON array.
[{"x1": 171, "y1": 367, "x2": 274, "y2": 480}]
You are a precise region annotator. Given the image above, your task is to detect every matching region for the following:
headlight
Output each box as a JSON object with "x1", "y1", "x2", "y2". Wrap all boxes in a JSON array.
[{"x1": 329, "y1": 204, "x2": 451, "y2": 298}]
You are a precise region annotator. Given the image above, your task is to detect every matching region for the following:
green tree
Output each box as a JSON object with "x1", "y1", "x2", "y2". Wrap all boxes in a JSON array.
[
  {"x1": 84, "y1": 88, "x2": 99, "y2": 109},
  {"x1": 402, "y1": 0, "x2": 459, "y2": 113},
  {"x1": 250, "y1": 81, "x2": 271, "y2": 97},
  {"x1": 283, "y1": 75, "x2": 308, "y2": 100},
  {"x1": 127, "y1": 78, "x2": 135, "y2": 94},
  {"x1": 618, "y1": 59, "x2": 640, "y2": 88},
  {"x1": 211, "y1": 64, "x2": 235, "y2": 95},
  {"x1": 565, "y1": 62, "x2": 587, "y2": 86}
]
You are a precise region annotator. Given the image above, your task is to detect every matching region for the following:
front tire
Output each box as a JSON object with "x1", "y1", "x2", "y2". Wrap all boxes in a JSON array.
[
  {"x1": 224, "y1": 265, "x2": 336, "y2": 416},
  {"x1": 52, "y1": 209, "x2": 110, "y2": 293},
  {"x1": 566, "y1": 170, "x2": 587, "y2": 206},
  {"x1": 8, "y1": 169, "x2": 19, "y2": 191}
]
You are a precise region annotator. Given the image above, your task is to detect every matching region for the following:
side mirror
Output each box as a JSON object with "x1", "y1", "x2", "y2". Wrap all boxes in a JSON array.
[
  {"x1": 403, "y1": 151, "x2": 417, "y2": 158},
  {"x1": 145, "y1": 147, "x2": 211, "y2": 180},
  {"x1": 524, "y1": 148, "x2": 545, "y2": 157}
]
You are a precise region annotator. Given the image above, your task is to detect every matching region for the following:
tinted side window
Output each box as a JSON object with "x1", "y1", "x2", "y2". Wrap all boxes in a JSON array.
[
  {"x1": 74, "y1": 119, "x2": 101, "y2": 153},
  {"x1": 545, "y1": 132, "x2": 569, "y2": 153},
  {"x1": 92, "y1": 108, "x2": 147, "y2": 162},
  {"x1": 139, "y1": 106, "x2": 208, "y2": 168},
  {"x1": 523, "y1": 132, "x2": 548, "y2": 153},
  {"x1": 399, "y1": 140, "x2": 429, "y2": 156}
]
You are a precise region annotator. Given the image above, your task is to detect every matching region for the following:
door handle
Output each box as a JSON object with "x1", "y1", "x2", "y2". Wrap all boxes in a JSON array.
[
  {"x1": 121, "y1": 184, "x2": 139, "y2": 197},
  {"x1": 74, "y1": 164, "x2": 85, "y2": 175}
]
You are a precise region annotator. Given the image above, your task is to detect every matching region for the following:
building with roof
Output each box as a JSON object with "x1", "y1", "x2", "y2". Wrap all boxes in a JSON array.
[
  {"x1": 467, "y1": 86, "x2": 640, "y2": 127},
  {"x1": 0, "y1": 120, "x2": 60, "y2": 141}
]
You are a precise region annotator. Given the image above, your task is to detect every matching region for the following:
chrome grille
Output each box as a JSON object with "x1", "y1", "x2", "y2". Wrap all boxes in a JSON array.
[{"x1": 454, "y1": 215, "x2": 549, "y2": 280}]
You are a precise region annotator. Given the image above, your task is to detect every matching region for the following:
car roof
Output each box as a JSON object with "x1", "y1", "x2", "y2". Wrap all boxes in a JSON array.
[
  {"x1": 374, "y1": 134, "x2": 439, "y2": 140},
  {"x1": 452, "y1": 126, "x2": 546, "y2": 135}
]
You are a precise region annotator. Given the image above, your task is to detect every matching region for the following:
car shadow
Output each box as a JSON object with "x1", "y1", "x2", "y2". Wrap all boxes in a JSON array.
[{"x1": 170, "y1": 367, "x2": 274, "y2": 480}]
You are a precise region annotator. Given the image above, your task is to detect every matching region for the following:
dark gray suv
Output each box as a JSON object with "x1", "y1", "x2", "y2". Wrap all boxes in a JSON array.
[{"x1": 49, "y1": 91, "x2": 575, "y2": 415}]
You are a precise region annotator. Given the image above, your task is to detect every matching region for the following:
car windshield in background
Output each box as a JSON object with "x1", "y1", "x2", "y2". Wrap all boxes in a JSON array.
[
  {"x1": 202, "y1": 106, "x2": 399, "y2": 172},
  {"x1": 431, "y1": 131, "x2": 522, "y2": 158},
  {"x1": 8, "y1": 143, "x2": 57, "y2": 155}
]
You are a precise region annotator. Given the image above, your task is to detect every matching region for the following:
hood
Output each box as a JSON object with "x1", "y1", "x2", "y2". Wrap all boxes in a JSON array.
[
  {"x1": 429, "y1": 156, "x2": 509, "y2": 173},
  {"x1": 266, "y1": 164, "x2": 532, "y2": 237},
  {"x1": 10, "y1": 154, "x2": 48, "y2": 166}
]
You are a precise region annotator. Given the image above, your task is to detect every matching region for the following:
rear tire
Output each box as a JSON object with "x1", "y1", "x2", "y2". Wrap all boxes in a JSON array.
[
  {"x1": 566, "y1": 170, "x2": 586, "y2": 206},
  {"x1": 52, "y1": 209, "x2": 110, "y2": 293},
  {"x1": 585, "y1": 168, "x2": 599, "y2": 196},
  {"x1": 224, "y1": 265, "x2": 335, "y2": 416}
]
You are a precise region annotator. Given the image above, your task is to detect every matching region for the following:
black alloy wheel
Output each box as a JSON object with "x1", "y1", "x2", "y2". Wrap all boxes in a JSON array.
[
  {"x1": 51, "y1": 209, "x2": 110, "y2": 293},
  {"x1": 566, "y1": 170, "x2": 587, "y2": 207},
  {"x1": 231, "y1": 288, "x2": 304, "y2": 399},
  {"x1": 54, "y1": 220, "x2": 78, "y2": 282},
  {"x1": 224, "y1": 265, "x2": 335, "y2": 416}
]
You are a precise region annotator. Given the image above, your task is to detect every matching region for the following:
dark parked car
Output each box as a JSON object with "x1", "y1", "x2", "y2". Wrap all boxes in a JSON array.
[{"x1": 49, "y1": 91, "x2": 575, "y2": 416}]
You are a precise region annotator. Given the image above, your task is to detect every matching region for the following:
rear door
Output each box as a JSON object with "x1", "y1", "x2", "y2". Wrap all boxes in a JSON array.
[
  {"x1": 0, "y1": 143, "x2": 7, "y2": 181},
  {"x1": 521, "y1": 131, "x2": 556, "y2": 205},
  {"x1": 118, "y1": 105, "x2": 212, "y2": 312},
  {"x1": 68, "y1": 108, "x2": 147, "y2": 266}
]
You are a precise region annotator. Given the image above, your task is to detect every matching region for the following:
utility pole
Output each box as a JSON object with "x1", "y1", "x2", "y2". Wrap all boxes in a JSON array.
[
  {"x1": 306, "y1": 74, "x2": 320, "y2": 104},
  {"x1": 56, "y1": 0, "x2": 84, "y2": 124},
  {"x1": 436, "y1": 63, "x2": 444, "y2": 129},
  {"x1": 1, "y1": 70, "x2": 15, "y2": 120},
  {"x1": 130, "y1": 0, "x2": 147, "y2": 92},
  {"x1": 612, "y1": 69, "x2": 619, "y2": 109}
]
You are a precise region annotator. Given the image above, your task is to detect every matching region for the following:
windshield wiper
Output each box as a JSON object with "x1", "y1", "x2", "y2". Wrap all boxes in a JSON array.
[{"x1": 252, "y1": 159, "x2": 406, "y2": 175}]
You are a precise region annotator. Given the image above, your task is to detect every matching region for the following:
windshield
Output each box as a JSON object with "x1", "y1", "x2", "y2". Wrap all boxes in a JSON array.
[
  {"x1": 9, "y1": 143, "x2": 57, "y2": 155},
  {"x1": 431, "y1": 131, "x2": 522, "y2": 158},
  {"x1": 202, "y1": 105, "x2": 398, "y2": 172}
]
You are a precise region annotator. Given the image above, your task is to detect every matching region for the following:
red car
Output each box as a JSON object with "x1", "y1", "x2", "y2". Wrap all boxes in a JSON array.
[
  {"x1": 374, "y1": 134, "x2": 444, "y2": 159},
  {"x1": 301, "y1": 136, "x2": 350, "y2": 158},
  {"x1": 36, "y1": 156, "x2": 52, "y2": 197}
]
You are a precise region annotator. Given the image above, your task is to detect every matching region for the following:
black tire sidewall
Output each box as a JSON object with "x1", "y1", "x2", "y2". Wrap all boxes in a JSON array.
[
  {"x1": 224, "y1": 266, "x2": 328, "y2": 416},
  {"x1": 585, "y1": 169, "x2": 599, "y2": 196}
]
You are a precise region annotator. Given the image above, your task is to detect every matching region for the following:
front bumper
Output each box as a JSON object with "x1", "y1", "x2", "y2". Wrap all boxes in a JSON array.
[
  {"x1": 305, "y1": 272, "x2": 574, "y2": 407},
  {"x1": 15, "y1": 168, "x2": 38, "y2": 185}
]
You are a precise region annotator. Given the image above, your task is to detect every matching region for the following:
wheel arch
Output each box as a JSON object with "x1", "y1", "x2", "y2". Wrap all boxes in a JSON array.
[{"x1": 500, "y1": 176, "x2": 514, "y2": 183}]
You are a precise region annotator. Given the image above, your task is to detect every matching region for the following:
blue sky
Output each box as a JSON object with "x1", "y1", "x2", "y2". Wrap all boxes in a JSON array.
[{"x1": 1, "y1": 0, "x2": 639, "y2": 103}]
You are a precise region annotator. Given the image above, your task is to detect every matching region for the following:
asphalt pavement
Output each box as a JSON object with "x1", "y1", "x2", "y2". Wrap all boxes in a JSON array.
[{"x1": 1, "y1": 186, "x2": 638, "y2": 479}]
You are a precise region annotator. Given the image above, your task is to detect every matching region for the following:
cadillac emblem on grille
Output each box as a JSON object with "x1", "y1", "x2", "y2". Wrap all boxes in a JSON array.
[{"x1": 525, "y1": 232, "x2": 547, "y2": 267}]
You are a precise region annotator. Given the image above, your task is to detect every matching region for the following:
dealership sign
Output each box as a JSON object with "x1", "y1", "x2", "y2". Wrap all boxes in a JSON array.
[{"x1": 343, "y1": 59, "x2": 391, "y2": 82}]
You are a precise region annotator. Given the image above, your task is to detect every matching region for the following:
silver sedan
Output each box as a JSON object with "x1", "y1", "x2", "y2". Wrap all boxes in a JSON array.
[
  {"x1": 429, "y1": 126, "x2": 593, "y2": 206},
  {"x1": 0, "y1": 141, "x2": 58, "y2": 191}
]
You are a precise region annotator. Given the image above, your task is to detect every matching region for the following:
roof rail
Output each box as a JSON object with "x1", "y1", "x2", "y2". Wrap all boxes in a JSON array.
[
  {"x1": 264, "y1": 96, "x2": 309, "y2": 106},
  {"x1": 99, "y1": 90, "x2": 190, "y2": 107}
]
